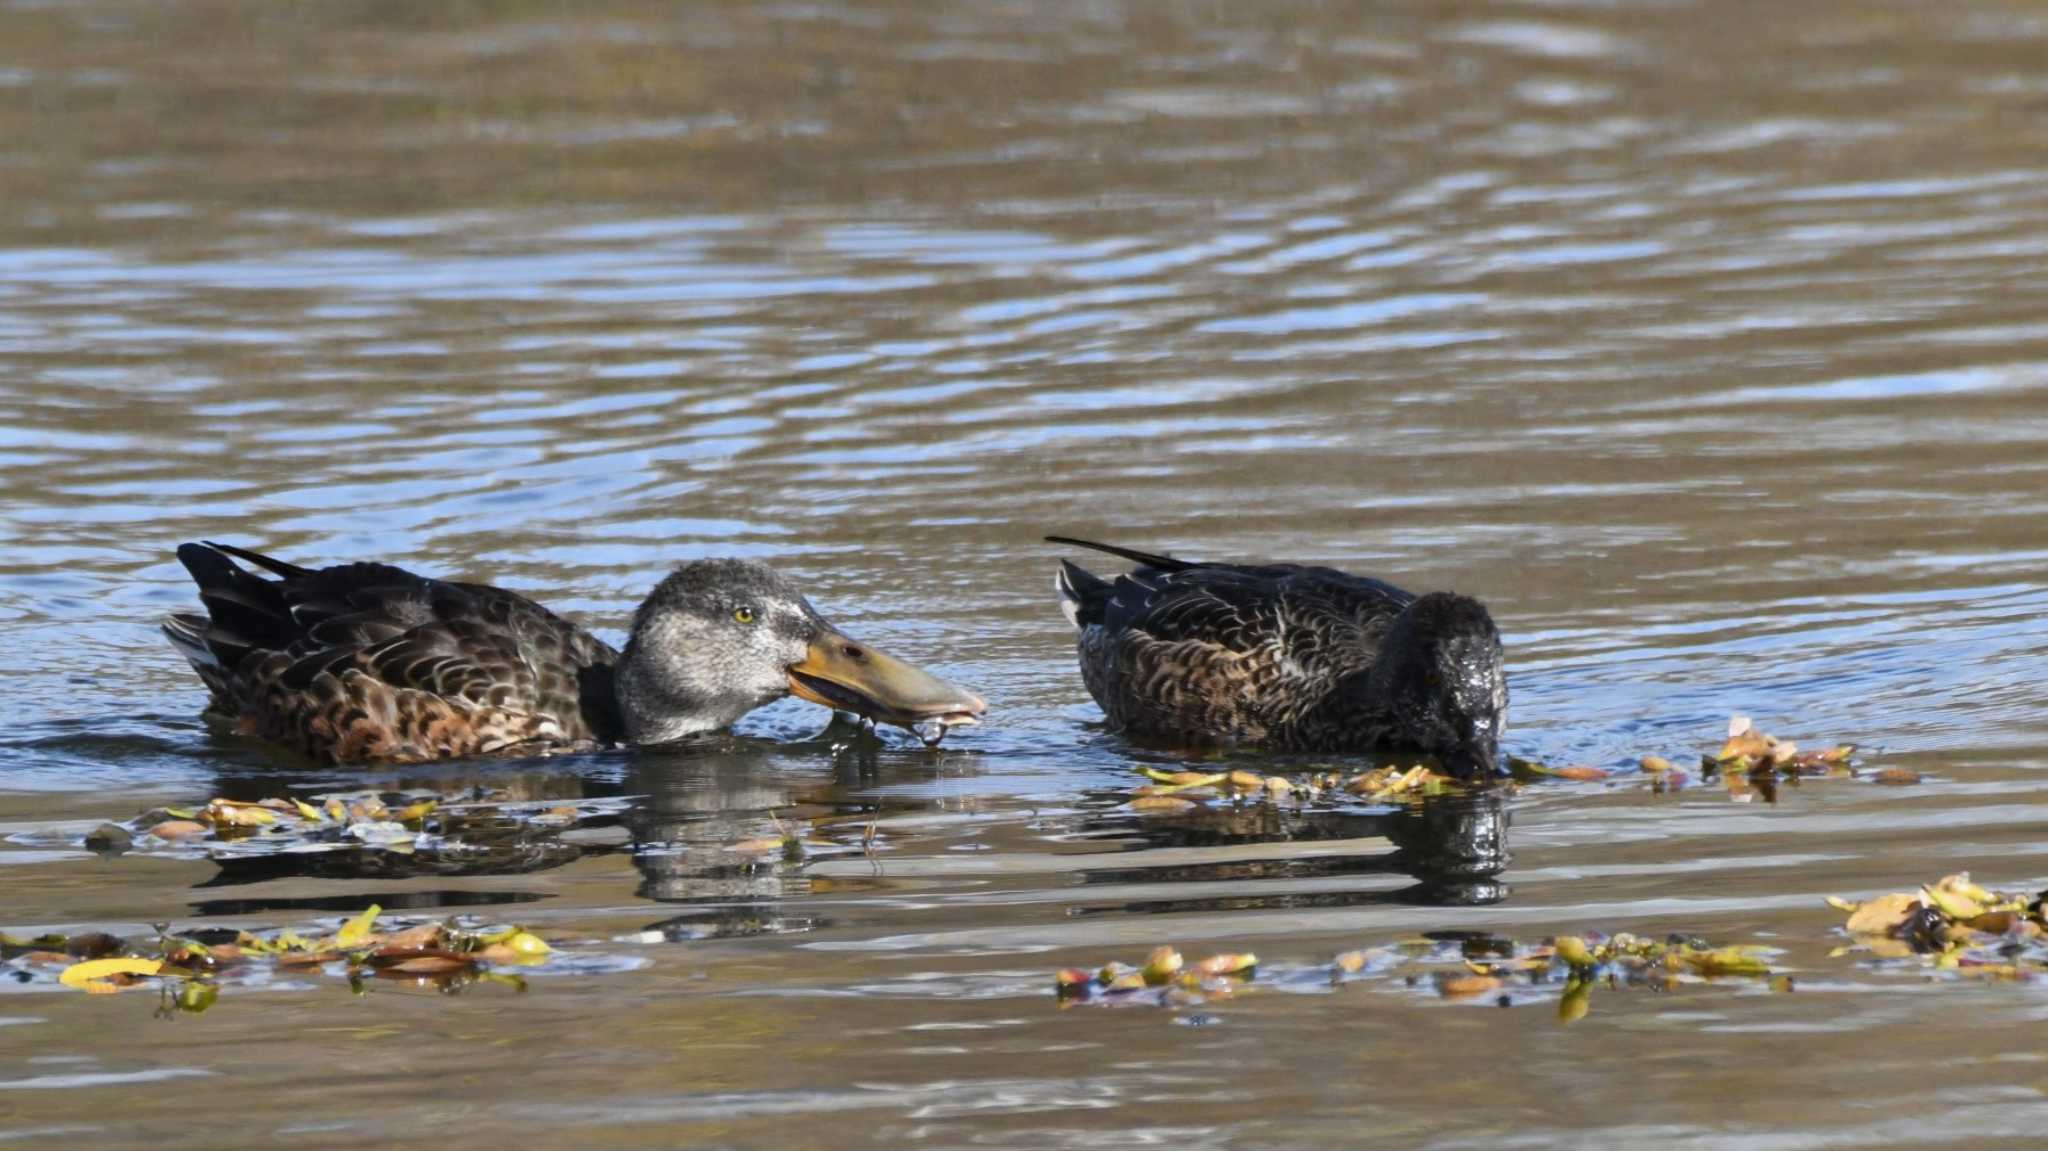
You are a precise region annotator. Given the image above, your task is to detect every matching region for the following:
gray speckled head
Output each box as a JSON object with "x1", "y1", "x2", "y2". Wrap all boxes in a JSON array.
[
  {"x1": 1369, "y1": 591, "x2": 1508, "y2": 777},
  {"x1": 612, "y1": 558, "x2": 987, "y2": 745},
  {"x1": 615, "y1": 560, "x2": 825, "y2": 744}
]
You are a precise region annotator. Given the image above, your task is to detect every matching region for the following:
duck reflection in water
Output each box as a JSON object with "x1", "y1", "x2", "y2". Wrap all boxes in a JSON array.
[
  {"x1": 622, "y1": 717, "x2": 978, "y2": 941},
  {"x1": 1071, "y1": 787, "x2": 1511, "y2": 914},
  {"x1": 177, "y1": 715, "x2": 972, "y2": 932}
]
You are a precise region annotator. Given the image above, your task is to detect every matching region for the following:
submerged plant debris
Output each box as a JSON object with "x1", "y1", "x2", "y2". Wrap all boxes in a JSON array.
[
  {"x1": 1829, "y1": 873, "x2": 2047, "y2": 979},
  {"x1": 1052, "y1": 931, "x2": 1781, "y2": 1022},
  {"x1": 1, "y1": 906, "x2": 640, "y2": 1009}
]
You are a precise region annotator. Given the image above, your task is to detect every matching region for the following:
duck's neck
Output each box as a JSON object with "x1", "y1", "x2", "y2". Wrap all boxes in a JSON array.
[{"x1": 612, "y1": 642, "x2": 747, "y2": 746}]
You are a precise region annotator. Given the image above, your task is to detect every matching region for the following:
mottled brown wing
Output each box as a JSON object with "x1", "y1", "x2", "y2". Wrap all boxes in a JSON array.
[
  {"x1": 167, "y1": 543, "x2": 619, "y2": 763},
  {"x1": 1079, "y1": 564, "x2": 1409, "y2": 742}
]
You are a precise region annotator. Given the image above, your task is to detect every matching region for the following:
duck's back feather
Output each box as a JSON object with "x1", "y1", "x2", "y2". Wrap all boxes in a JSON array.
[
  {"x1": 165, "y1": 543, "x2": 621, "y2": 763},
  {"x1": 1049, "y1": 537, "x2": 1417, "y2": 748}
]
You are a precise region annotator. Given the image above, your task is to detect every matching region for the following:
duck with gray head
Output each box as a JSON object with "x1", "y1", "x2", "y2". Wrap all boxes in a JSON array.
[
  {"x1": 1048, "y1": 536, "x2": 1507, "y2": 778},
  {"x1": 163, "y1": 542, "x2": 986, "y2": 764}
]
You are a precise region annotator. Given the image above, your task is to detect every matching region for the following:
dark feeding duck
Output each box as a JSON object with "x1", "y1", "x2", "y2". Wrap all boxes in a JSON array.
[
  {"x1": 163, "y1": 542, "x2": 986, "y2": 764},
  {"x1": 1049, "y1": 536, "x2": 1506, "y2": 778}
]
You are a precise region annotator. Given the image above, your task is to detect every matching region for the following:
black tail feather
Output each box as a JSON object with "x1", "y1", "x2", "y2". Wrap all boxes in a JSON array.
[
  {"x1": 201, "y1": 540, "x2": 313, "y2": 579},
  {"x1": 174, "y1": 542, "x2": 300, "y2": 659},
  {"x1": 1043, "y1": 535, "x2": 1195, "y2": 573}
]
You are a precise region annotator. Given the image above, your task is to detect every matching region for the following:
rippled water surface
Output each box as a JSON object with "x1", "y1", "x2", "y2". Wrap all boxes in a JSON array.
[{"x1": 4, "y1": 1, "x2": 2048, "y2": 1147}]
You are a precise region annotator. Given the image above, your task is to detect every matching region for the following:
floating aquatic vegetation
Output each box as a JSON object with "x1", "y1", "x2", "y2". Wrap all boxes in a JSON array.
[
  {"x1": 52, "y1": 788, "x2": 641, "y2": 880},
  {"x1": 1051, "y1": 931, "x2": 1779, "y2": 1021},
  {"x1": 1828, "y1": 873, "x2": 2044, "y2": 979},
  {"x1": 1123, "y1": 763, "x2": 1460, "y2": 815},
  {"x1": 1510, "y1": 716, "x2": 1869, "y2": 798},
  {"x1": 0, "y1": 906, "x2": 636, "y2": 1010},
  {"x1": 1054, "y1": 946, "x2": 1260, "y2": 1006},
  {"x1": 1703, "y1": 715, "x2": 1858, "y2": 777},
  {"x1": 1507, "y1": 758, "x2": 1614, "y2": 783}
]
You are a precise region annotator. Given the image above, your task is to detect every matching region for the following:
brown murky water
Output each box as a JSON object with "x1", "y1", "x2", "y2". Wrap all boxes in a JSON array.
[{"x1": 5, "y1": 1, "x2": 2048, "y2": 1146}]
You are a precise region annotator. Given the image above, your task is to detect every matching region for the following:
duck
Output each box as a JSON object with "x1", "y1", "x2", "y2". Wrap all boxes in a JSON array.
[
  {"x1": 163, "y1": 541, "x2": 987, "y2": 764},
  {"x1": 1048, "y1": 536, "x2": 1506, "y2": 777}
]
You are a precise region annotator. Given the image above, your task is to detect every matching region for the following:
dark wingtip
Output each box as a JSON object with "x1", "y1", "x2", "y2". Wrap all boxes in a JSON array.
[{"x1": 1044, "y1": 536, "x2": 1192, "y2": 571}]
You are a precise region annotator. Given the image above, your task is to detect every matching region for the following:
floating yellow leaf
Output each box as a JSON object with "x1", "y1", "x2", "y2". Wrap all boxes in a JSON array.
[
  {"x1": 336, "y1": 904, "x2": 382, "y2": 949},
  {"x1": 293, "y1": 799, "x2": 324, "y2": 822},
  {"x1": 58, "y1": 957, "x2": 162, "y2": 991},
  {"x1": 1921, "y1": 883, "x2": 1982, "y2": 921},
  {"x1": 1189, "y1": 953, "x2": 1257, "y2": 977},
  {"x1": 1553, "y1": 935, "x2": 1596, "y2": 969},
  {"x1": 1141, "y1": 946, "x2": 1184, "y2": 985},
  {"x1": 502, "y1": 931, "x2": 551, "y2": 957},
  {"x1": 1334, "y1": 950, "x2": 1368, "y2": 974},
  {"x1": 1139, "y1": 768, "x2": 1223, "y2": 787},
  {"x1": 203, "y1": 799, "x2": 277, "y2": 827},
  {"x1": 1678, "y1": 946, "x2": 1771, "y2": 977},
  {"x1": 394, "y1": 799, "x2": 438, "y2": 824}
]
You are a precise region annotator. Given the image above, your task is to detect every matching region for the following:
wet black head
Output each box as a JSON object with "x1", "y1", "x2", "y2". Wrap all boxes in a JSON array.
[
  {"x1": 615, "y1": 559, "x2": 985, "y2": 745},
  {"x1": 1370, "y1": 591, "x2": 1508, "y2": 779}
]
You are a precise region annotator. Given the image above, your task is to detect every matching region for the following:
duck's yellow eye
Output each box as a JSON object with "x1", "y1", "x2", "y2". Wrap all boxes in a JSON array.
[{"x1": 733, "y1": 606, "x2": 755, "y2": 624}]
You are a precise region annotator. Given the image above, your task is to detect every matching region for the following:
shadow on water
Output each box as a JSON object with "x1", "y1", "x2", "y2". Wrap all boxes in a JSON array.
[{"x1": 1069, "y1": 789, "x2": 1512, "y2": 914}]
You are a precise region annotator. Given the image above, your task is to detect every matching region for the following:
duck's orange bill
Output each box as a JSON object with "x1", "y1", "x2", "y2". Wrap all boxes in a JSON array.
[{"x1": 786, "y1": 628, "x2": 986, "y2": 730}]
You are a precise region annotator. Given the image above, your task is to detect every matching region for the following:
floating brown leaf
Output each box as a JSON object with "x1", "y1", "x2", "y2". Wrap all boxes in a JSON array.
[
  {"x1": 149, "y1": 820, "x2": 208, "y2": 841},
  {"x1": 1840, "y1": 892, "x2": 1920, "y2": 935},
  {"x1": 1129, "y1": 796, "x2": 1199, "y2": 815},
  {"x1": 1437, "y1": 973, "x2": 1502, "y2": 1000},
  {"x1": 367, "y1": 948, "x2": 478, "y2": 974}
]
